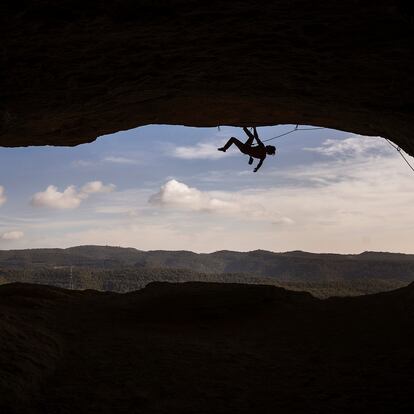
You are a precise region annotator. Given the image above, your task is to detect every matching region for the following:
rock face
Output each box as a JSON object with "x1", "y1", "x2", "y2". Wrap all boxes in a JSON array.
[
  {"x1": 1, "y1": 281, "x2": 414, "y2": 413},
  {"x1": 1, "y1": 1, "x2": 413, "y2": 154}
]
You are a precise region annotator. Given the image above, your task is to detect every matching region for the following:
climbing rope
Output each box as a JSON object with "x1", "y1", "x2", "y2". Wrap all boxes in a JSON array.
[
  {"x1": 263, "y1": 125, "x2": 414, "y2": 175},
  {"x1": 219, "y1": 124, "x2": 414, "y2": 174},
  {"x1": 384, "y1": 138, "x2": 414, "y2": 174},
  {"x1": 262, "y1": 124, "x2": 325, "y2": 143}
]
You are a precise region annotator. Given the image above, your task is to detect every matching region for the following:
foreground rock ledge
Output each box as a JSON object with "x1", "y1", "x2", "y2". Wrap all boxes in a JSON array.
[
  {"x1": 1, "y1": 282, "x2": 414, "y2": 413},
  {"x1": 1, "y1": 1, "x2": 413, "y2": 154}
]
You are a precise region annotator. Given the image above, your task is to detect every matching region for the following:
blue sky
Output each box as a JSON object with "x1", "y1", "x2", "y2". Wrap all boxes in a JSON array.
[{"x1": 0, "y1": 124, "x2": 413, "y2": 253}]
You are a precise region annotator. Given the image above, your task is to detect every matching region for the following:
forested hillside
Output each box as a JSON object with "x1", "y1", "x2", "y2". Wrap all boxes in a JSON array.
[
  {"x1": 0, "y1": 266, "x2": 408, "y2": 299},
  {"x1": 1, "y1": 246, "x2": 414, "y2": 281},
  {"x1": 1, "y1": 246, "x2": 413, "y2": 298}
]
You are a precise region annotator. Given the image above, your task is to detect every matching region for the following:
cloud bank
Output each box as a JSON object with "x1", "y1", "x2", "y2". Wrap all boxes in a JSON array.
[{"x1": 305, "y1": 135, "x2": 387, "y2": 157}]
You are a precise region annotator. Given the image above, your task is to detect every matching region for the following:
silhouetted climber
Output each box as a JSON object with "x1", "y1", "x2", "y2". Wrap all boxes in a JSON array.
[{"x1": 218, "y1": 127, "x2": 276, "y2": 172}]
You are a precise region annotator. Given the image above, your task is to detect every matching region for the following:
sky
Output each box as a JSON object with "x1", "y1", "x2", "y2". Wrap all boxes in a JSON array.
[{"x1": 0, "y1": 124, "x2": 413, "y2": 254}]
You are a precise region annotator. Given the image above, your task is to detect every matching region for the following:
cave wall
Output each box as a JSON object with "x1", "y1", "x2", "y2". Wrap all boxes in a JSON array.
[{"x1": 1, "y1": 1, "x2": 413, "y2": 154}]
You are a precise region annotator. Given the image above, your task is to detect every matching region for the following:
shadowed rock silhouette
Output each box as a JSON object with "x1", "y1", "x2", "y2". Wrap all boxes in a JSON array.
[
  {"x1": 1, "y1": 1, "x2": 414, "y2": 152},
  {"x1": 1, "y1": 281, "x2": 414, "y2": 414}
]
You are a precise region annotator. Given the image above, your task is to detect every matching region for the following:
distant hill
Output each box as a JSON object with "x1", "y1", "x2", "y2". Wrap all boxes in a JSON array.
[
  {"x1": 1, "y1": 245, "x2": 414, "y2": 282},
  {"x1": 0, "y1": 246, "x2": 142, "y2": 269}
]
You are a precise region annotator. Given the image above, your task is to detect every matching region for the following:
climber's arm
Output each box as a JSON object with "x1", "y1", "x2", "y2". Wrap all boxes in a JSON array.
[
  {"x1": 243, "y1": 127, "x2": 255, "y2": 140},
  {"x1": 253, "y1": 127, "x2": 264, "y2": 147},
  {"x1": 254, "y1": 157, "x2": 265, "y2": 172}
]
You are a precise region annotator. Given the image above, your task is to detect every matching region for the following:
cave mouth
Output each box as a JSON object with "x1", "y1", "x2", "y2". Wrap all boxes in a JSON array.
[
  {"x1": 2, "y1": 3, "x2": 414, "y2": 412},
  {"x1": 0, "y1": 124, "x2": 413, "y2": 254}
]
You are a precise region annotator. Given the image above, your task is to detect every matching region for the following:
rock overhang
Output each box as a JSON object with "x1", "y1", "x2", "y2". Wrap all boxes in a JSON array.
[{"x1": 1, "y1": 0, "x2": 413, "y2": 155}]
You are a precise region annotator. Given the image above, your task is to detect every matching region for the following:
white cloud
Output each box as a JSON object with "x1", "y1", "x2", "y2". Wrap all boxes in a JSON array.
[
  {"x1": 31, "y1": 185, "x2": 83, "y2": 209},
  {"x1": 0, "y1": 186, "x2": 6, "y2": 206},
  {"x1": 149, "y1": 179, "x2": 293, "y2": 224},
  {"x1": 149, "y1": 179, "x2": 230, "y2": 212},
  {"x1": 172, "y1": 141, "x2": 236, "y2": 160},
  {"x1": 81, "y1": 181, "x2": 115, "y2": 194},
  {"x1": 305, "y1": 135, "x2": 387, "y2": 157},
  {"x1": 102, "y1": 156, "x2": 140, "y2": 165},
  {"x1": 31, "y1": 181, "x2": 115, "y2": 209},
  {"x1": 1, "y1": 230, "x2": 24, "y2": 240}
]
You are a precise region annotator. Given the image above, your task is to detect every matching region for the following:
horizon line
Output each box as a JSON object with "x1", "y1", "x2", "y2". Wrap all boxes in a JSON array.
[{"x1": 0, "y1": 244, "x2": 412, "y2": 256}]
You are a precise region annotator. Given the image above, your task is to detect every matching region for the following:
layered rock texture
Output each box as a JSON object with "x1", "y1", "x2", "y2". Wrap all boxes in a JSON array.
[{"x1": 1, "y1": 1, "x2": 413, "y2": 153}]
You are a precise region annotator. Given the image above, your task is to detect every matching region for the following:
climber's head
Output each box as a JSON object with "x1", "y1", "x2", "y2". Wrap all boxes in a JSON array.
[{"x1": 266, "y1": 145, "x2": 276, "y2": 155}]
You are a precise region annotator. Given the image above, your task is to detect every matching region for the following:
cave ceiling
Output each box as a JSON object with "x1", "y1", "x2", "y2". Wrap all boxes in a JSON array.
[{"x1": 1, "y1": 1, "x2": 413, "y2": 155}]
